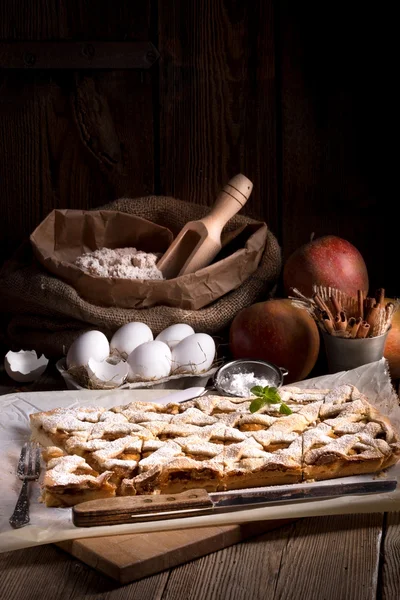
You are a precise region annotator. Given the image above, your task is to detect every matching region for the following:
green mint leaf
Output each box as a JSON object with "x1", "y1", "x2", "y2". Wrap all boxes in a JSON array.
[
  {"x1": 249, "y1": 386, "x2": 292, "y2": 415},
  {"x1": 261, "y1": 387, "x2": 281, "y2": 404},
  {"x1": 250, "y1": 386, "x2": 265, "y2": 397},
  {"x1": 250, "y1": 397, "x2": 268, "y2": 413}
]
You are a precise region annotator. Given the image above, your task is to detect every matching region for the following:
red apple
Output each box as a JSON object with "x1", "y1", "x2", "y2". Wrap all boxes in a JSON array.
[
  {"x1": 283, "y1": 234, "x2": 369, "y2": 299},
  {"x1": 384, "y1": 298, "x2": 400, "y2": 380},
  {"x1": 229, "y1": 298, "x2": 320, "y2": 384}
]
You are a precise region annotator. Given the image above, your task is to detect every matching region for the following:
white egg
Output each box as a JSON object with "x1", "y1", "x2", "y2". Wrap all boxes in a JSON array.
[
  {"x1": 4, "y1": 350, "x2": 49, "y2": 383},
  {"x1": 127, "y1": 340, "x2": 172, "y2": 381},
  {"x1": 155, "y1": 323, "x2": 195, "y2": 350},
  {"x1": 110, "y1": 322, "x2": 153, "y2": 358},
  {"x1": 87, "y1": 358, "x2": 129, "y2": 387},
  {"x1": 66, "y1": 330, "x2": 110, "y2": 369},
  {"x1": 171, "y1": 333, "x2": 216, "y2": 375}
]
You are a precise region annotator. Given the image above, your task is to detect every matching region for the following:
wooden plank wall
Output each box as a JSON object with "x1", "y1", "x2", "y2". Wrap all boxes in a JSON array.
[
  {"x1": 0, "y1": 0, "x2": 155, "y2": 259},
  {"x1": 0, "y1": 1, "x2": 396, "y2": 296},
  {"x1": 158, "y1": 0, "x2": 278, "y2": 229}
]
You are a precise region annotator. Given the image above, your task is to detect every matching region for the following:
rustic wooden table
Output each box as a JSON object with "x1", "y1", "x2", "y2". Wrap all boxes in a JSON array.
[{"x1": 0, "y1": 364, "x2": 399, "y2": 600}]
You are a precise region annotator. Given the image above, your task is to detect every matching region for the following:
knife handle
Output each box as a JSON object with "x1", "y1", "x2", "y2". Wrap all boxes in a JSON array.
[{"x1": 72, "y1": 488, "x2": 213, "y2": 528}]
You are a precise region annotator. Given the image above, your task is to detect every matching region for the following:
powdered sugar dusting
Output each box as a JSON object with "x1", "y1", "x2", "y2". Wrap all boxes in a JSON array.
[
  {"x1": 219, "y1": 372, "x2": 275, "y2": 397},
  {"x1": 45, "y1": 455, "x2": 113, "y2": 488}
]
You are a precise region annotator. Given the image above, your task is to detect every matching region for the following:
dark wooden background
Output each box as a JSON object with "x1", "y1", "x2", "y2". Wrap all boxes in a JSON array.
[{"x1": 0, "y1": 0, "x2": 396, "y2": 296}]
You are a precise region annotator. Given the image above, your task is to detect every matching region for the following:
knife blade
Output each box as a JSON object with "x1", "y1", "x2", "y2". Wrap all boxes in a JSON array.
[
  {"x1": 140, "y1": 387, "x2": 206, "y2": 405},
  {"x1": 72, "y1": 478, "x2": 398, "y2": 527}
]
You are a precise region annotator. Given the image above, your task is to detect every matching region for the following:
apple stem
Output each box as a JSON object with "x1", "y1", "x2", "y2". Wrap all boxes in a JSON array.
[{"x1": 310, "y1": 232, "x2": 315, "y2": 242}]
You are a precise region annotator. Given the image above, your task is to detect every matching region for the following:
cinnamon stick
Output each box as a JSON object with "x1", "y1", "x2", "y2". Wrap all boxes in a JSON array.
[
  {"x1": 350, "y1": 316, "x2": 362, "y2": 338},
  {"x1": 365, "y1": 305, "x2": 380, "y2": 331},
  {"x1": 330, "y1": 295, "x2": 342, "y2": 315},
  {"x1": 357, "y1": 290, "x2": 364, "y2": 320},
  {"x1": 321, "y1": 311, "x2": 335, "y2": 334},
  {"x1": 334, "y1": 310, "x2": 347, "y2": 331},
  {"x1": 375, "y1": 288, "x2": 385, "y2": 307},
  {"x1": 374, "y1": 306, "x2": 388, "y2": 337},
  {"x1": 356, "y1": 320, "x2": 370, "y2": 338},
  {"x1": 364, "y1": 298, "x2": 376, "y2": 317},
  {"x1": 346, "y1": 316, "x2": 356, "y2": 333},
  {"x1": 313, "y1": 293, "x2": 335, "y2": 323},
  {"x1": 381, "y1": 302, "x2": 396, "y2": 334},
  {"x1": 385, "y1": 301, "x2": 395, "y2": 316}
]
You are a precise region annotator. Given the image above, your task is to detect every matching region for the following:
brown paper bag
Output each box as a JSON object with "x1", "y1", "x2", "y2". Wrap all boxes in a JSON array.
[{"x1": 30, "y1": 206, "x2": 268, "y2": 310}]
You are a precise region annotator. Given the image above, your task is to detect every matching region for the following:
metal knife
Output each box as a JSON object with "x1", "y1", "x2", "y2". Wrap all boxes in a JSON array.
[
  {"x1": 138, "y1": 387, "x2": 206, "y2": 405},
  {"x1": 72, "y1": 478, "x2": 398, "y2": 528}
]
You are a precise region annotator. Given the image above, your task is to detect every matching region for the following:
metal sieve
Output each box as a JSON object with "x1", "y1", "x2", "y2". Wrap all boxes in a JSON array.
[{"x1": 212, "y1": 358, "x2": 288, "y2": 397}]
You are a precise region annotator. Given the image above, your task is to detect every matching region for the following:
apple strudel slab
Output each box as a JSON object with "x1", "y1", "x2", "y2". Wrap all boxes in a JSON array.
[{"x1": 29, "y1": 385, "x2": 400, "y2": 507}]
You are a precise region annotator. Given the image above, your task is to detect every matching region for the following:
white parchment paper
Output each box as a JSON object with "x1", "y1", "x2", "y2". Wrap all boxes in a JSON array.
[{"x1": 1, "y1": 358, "x2": 399, "y2": 553}]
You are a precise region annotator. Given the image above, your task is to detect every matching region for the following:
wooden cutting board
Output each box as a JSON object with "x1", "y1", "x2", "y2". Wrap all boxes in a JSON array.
[{"x1": 56, "y1": 519, "x2": 293, "y2": 584}]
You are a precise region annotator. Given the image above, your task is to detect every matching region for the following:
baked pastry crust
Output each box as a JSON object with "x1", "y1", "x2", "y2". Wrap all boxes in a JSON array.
[{"x1": 29, "y1": 384, "x2": 400, "y2": 507}]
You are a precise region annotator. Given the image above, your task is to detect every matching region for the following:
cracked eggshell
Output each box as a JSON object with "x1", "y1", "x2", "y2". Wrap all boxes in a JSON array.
[
  {"x1": 127, "y1": 340, "x2": 172, "y2": 381},
  {"x1": 87, "y1": 358, "x2": 129, "y2": 387},
  {"x1": 110, "y1": 322, "x2": 153, "y2": 359},
  {"x1": 66, "y1": 330, "x2": 110, "y2": 369},
  {"x1": 4, "y1": 350, "x2": 49, "y2": 383},
  {"x1": 171, "y1": 333, "x2": 216, "y2": 375},
  {"x1": 155, "y1": 323, "x2": 195, "y2": 350}
]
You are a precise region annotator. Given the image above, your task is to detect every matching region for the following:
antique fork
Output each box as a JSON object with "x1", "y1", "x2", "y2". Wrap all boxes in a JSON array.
[{"x1": 9, "y1": 441, "x2": 41, "y2": 529}]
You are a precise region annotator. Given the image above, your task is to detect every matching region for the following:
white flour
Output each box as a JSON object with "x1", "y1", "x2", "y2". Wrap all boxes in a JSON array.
[
  {"x1": 219, "y1": 372, "x2": 274, "y2": 397},
  {"x1": 75, "y1": 247, "x2": 164, "y2": 280}
]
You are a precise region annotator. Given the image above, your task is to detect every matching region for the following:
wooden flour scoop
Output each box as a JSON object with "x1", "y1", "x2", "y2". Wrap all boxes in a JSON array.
[{"x1": 157, "y1": 174, "x2": 253, "y2": 279}]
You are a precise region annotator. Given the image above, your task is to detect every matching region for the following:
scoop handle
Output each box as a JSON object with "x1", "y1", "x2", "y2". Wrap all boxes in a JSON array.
[{"x1": 201, "y1": 174, "x2": 253, "y2": 233}]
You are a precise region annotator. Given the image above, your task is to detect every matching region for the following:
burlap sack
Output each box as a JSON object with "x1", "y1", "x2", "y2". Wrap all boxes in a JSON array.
[{"x1": 0, "y1": 196, "x2": 282, "y2": 358}]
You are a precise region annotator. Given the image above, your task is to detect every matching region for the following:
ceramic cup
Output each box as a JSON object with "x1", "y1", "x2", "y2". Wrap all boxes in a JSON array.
[{"x1": 321, "y1": 327, "x2": 390, "y2": 374}]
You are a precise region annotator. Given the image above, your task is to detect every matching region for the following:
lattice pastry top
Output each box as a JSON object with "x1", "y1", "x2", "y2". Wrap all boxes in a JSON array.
[{"x1": 30, "y1": 384, "x2": 400, "y2": 507}]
